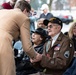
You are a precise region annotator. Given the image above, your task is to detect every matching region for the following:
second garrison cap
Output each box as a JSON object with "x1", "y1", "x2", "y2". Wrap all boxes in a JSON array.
[{"x1": 32, "y1": 28, "x2": 48, "y2": 38}]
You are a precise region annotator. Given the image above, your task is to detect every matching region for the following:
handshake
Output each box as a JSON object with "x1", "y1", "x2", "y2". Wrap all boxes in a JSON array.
[{"x1": 30, "y1": 52, "x2": 43, "y2": 63}]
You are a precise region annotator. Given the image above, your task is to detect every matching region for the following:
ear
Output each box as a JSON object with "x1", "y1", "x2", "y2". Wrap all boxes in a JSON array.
[
  {"x1": 58, "y1": 25, "x2": 61, "y2": 29},
  {"x1": 56, "y1": 25, "x2": 61, "y2": 29},
  {"x1": 23, "y1": 9, "x2": 27, "y2": 13},
  {"x1": 57, "y1": 25, "x2": 61, "y2": 29}
]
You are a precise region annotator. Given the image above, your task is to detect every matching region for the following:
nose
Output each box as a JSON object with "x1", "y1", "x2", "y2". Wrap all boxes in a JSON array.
[{"x1": 48, "y1": 27, "x2": 51, "y2": 30}]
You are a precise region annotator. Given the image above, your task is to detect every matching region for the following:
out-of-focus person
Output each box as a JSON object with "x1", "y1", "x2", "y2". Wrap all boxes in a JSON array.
[
  {"x1": 37, "y1": 18, "x2": 47, "y2": 30},
  {"x1": 68, "y1": 22, "x2": 76, "y2": 51},
  {"x1": 29, "y1": 8, "x2": 37, "y2": 34},
  {"x1": 25, "y1": 0, "x2": 30, "y2": 3},
  {"x1": 39, "y1": 4, "x2": 53, "y2": 20},
  {"x1": 0, "y1": 1, "x2": 42, "y2": 75},
  {"x1": 0, "y1": 2, "x2": 13, "y2": 9},
  {"x1": 31, "y1": 17, "x2": 74, "y2": 75},
  {"x1": 36, "y1": 18, "x2": 51, "y2": 41},
  {"x1": 63, "y1": 22, "x2": 76, "y2": 75},
  {"x1": 7, "y1": 0, "x2": 17, "y2": 8}
]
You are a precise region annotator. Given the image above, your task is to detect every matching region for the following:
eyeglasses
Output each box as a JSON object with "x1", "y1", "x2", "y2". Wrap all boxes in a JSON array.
[
  {"x1": 47, "y1": 24, "x2": 57, "y2": 28},
  {"x1": 26, "y1": 9, "x2": 30, "y2": 13}
]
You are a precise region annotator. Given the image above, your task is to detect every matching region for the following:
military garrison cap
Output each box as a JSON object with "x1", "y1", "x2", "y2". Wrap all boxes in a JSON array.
[{"x1": 43, "y1": 17, "x2": 63, "y2": 28}]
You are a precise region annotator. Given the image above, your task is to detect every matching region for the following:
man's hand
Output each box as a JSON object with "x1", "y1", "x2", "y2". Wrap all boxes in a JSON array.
[{"x1": 30, "y1": 52, "x2": 42, "y2": 63}]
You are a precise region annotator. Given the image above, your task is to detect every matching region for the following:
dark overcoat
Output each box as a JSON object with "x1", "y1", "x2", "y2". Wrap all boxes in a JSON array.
[{"x1": 40, "y1": 32, "x2": 74, "y2": 75}]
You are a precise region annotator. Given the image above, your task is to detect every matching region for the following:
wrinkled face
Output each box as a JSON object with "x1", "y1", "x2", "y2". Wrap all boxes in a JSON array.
[
  {"x1": 31, "y1": 33, "x2": 42, "y2": 44},
  {"x1": 73, "y1": 25, "x2": 76, "y2": 36},
  {"x1": 47, "y1": 22, "x2": 61, "y2": 37}
]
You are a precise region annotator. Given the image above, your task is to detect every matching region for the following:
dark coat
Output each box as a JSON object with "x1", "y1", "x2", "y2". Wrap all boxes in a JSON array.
[
  {"x1": 39, "y1": 13, "x2": 53, "y2": 20},
  {"x1": 16, "y1": 43, "x2": 45, "y2": 75},
  {"x1": 72, "y1": 35, "x2": 76, "y2": 51},
  {"x1": 63, "y1": 35, "x2": 76, "y2": 75},
  {"x1": 40, "y1": 32, "x2": 74, "y2": 75}
]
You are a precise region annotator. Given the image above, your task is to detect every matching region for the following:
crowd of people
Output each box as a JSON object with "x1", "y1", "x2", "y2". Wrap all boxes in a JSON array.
[{"x1": 0, "y1": 0, "x2": 76, "y2": 75}]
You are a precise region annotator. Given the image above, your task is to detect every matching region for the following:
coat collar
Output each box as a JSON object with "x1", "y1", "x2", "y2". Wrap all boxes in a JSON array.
[{"x1": 52, "y1": 32, "x2": 64, "y2": 47}]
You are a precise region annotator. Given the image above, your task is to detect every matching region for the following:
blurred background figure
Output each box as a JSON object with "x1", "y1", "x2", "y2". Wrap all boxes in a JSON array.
[
  {"x1": 25, "y1": 0, "x2": 30, "y2": 3},
  {"x1": 39, "y1": 4, "x2": 53, "y2": 20},
  {"x1": 29, "y1": 8, "x2": 37, "y2": 34},
  {"x1": 68, "y1": 22, "x2": 76, "y2": 51},
  {"x1": 63, "y1": 22, "x2": 76, "y2": 75},
  {"x1": 37, "y1": 18, "x2": 47, "y2": 30},
  {"x1": 7, "y1": 0, "x2": 17, "y2": 8},
  {"x1": 36, "y1": 18, "x2": 51, "y2": 41},
  {"x1": 1, "y1": 2, "x2": 13, "y2": 9},
  {"x1": 30, "y1": 8, "x2": 37, "y2": 16}
]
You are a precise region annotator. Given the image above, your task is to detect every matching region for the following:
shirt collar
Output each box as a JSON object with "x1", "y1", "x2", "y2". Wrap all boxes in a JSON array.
[
  {"x1": 52, "y1": 32, "x2": 61, "y2": 41},
  {"x1": 44, "y1": 12, "x2": 49, "y2": 15}
]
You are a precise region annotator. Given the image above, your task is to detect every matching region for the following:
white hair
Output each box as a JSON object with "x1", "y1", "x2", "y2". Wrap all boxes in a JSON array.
[{"x1": 41, "y1": 4, "x2": 49, "y2": 10}]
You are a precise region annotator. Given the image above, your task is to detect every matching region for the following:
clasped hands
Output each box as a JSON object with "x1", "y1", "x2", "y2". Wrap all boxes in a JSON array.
[{"x1": 30, "y1": 52, "x2": 43, "y2": 63}]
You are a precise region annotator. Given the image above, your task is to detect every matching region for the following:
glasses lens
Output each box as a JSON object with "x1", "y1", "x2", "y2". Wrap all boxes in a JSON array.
[
  {"x1": 47, "y1": 25, "x2": 52, "y2": 28},
  {"x1": 49, "y1": 25, "x2": 52, "y2": 28}
]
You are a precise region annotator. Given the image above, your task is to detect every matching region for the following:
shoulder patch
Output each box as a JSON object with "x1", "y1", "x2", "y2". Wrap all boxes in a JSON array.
[{"x1": 64, "y1": 51, "x2": 70, "y2": 58}]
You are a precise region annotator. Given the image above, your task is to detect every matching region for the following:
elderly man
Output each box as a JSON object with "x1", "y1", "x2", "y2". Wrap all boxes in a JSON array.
[
  {"x1": 0, "y1": 1, "x2": 42, "y2": 75},
  {"x1": 31, "y1": 17, "x2": 74, "y2": 75},
  {"x1": 39, "y1": 4, "x2": 53, "y2": 20}
]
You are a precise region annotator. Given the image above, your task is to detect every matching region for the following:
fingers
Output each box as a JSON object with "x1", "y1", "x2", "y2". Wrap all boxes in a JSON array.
[{"x1": 30, "y1": 53, "x2": 42, "y2": 63}]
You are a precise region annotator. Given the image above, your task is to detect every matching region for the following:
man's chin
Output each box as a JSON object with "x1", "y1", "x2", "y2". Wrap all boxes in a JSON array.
[{"x1": 48, "y1": 33, "x2": 52, "y2": 36}]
